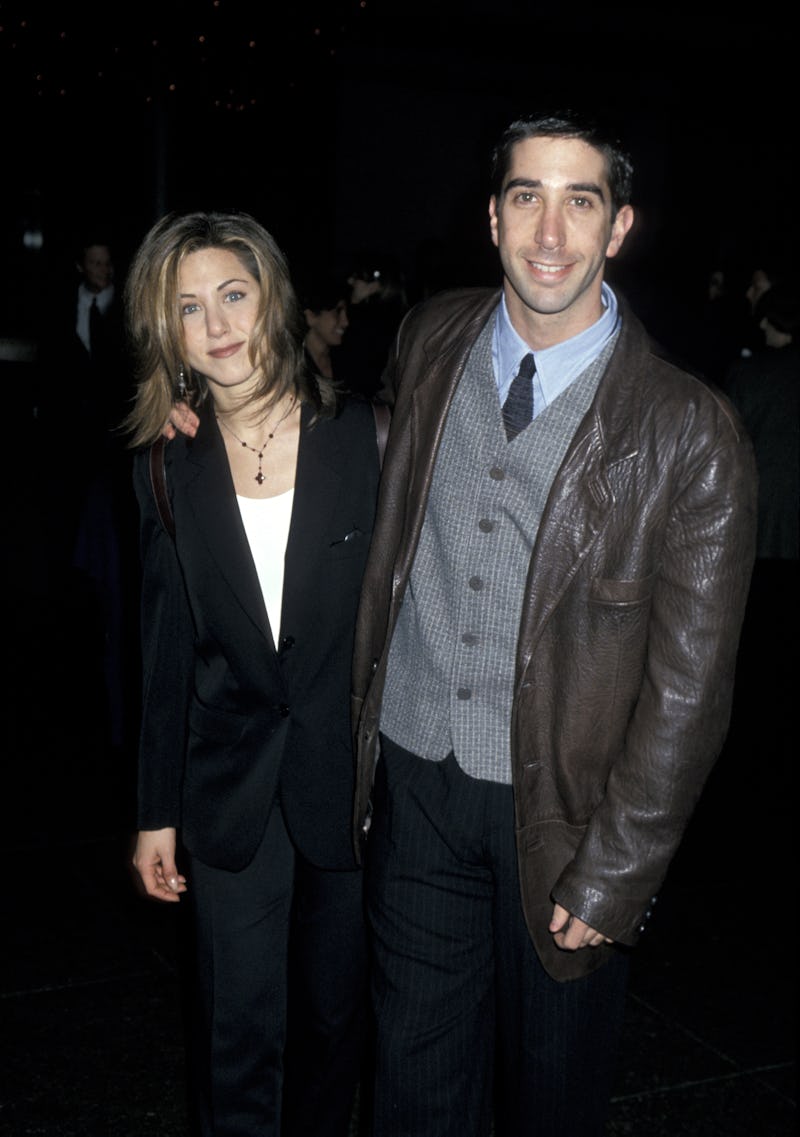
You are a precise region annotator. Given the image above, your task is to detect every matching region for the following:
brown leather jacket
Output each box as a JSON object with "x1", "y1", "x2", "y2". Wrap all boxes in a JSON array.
[{"x1": 351, "y1": 287, "x2": 757, "y2": 981}]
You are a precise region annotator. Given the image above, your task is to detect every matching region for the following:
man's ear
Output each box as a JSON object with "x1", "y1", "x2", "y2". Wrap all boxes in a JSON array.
[
  {"x1": 489, "y1": 196, "x2": 500, "y2": 249},
  {"x1": 606, "y1": 204, "x2": 634, "y2": 259}
]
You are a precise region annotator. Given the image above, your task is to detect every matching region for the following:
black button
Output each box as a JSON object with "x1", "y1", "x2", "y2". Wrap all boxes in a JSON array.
[
  {"x1": 280, "y1": 635, "x2": 295, "y2": 649},
  {"x1": 489, "y1": 467, "x2": 505, "y2": 481},
  {"x1": 478, "y1": 519, "x2": 494, "y2": 533},
  {"x1": 279, "y1": 704, "x2": 290, "y2": 717},
  {"x1": 468, "y1": 576, "x2": 483, "y2": 591},
  {"x1": 456, "y1": 687, "x2": 471, "y2": 700},
  {"x1": 461, "y1": 632, "x2": 479, "y2": 645}
]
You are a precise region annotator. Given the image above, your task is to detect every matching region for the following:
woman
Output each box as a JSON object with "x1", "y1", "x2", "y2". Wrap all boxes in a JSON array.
[
  {"x1": 125, "y1": 211, "x2": 380, "y2": 1136},
  {"x1": 335, "y1": 254, "x2": 409, "y2": 399},
  {"x1": 299, "y1": 275, "x2": 350, "y2": 381}
]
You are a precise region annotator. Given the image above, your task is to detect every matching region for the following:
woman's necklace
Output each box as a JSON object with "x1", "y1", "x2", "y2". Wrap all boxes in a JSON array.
[{"x1": 217, "y1": 397, "x2": 296, "y2": 485}]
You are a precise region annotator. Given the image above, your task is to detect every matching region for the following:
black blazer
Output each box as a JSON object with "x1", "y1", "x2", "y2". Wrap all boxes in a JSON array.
[{"x1": 133, "y1": 397, "x2": 381, "y2": 871}]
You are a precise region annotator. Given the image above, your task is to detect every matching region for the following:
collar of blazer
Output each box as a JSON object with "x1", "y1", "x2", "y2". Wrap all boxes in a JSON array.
[
  {"x1": 177, "y1": 399, "x2": 351, "y2": 652},
  {"x1": 392, "y1": 288, "x2": 653, "y2": 662}
]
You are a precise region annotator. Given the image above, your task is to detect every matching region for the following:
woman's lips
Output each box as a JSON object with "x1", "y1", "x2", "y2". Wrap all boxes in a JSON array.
[{"x1": 208, "y1": 342, "x2": 244, "y2": 359}]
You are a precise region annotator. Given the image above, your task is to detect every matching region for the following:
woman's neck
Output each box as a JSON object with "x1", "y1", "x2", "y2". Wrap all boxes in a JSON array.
[
  {"x1": 215, "y1": 390, "x2": 301, "y2": 499},
  {"x1": 212, "y1": 388, "x2": 295, "y2": 433}
]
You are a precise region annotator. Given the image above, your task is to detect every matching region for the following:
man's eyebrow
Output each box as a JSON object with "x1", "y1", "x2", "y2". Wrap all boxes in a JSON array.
[{"x1": 502, "y1": 177, "x2": 606, "y2": 202}]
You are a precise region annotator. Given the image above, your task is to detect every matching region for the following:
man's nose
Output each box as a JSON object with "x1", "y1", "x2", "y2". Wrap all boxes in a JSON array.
[{"x1": 535, "y1": 204, "x2": 565, "y2": 251}]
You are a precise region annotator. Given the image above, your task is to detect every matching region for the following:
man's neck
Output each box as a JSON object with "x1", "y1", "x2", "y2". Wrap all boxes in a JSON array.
[{"x1": 503, "y1": 284, "x2": 606, "y2": 352}]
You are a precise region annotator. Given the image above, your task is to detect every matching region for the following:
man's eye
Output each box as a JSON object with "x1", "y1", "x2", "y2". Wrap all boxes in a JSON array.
[
  {"x1": 516, "y1": 192, "x2": 536, "y2": 204},
  {"x1": 571, "y1": 197, "x2": 591, "y2": 208}
]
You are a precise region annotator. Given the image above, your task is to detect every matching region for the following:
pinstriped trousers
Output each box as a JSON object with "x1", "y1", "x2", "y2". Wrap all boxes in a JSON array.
[{"x1": 366, "y1": 736, "x2": 628, "y2": 1137}]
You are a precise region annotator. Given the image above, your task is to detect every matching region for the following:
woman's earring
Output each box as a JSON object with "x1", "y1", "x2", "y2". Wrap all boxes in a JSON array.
[{"x1": 177, "y1": 364, "x2": 187, "y2": 398}]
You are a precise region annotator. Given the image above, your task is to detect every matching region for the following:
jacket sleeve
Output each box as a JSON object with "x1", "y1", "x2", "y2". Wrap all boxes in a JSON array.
[
  {"x1": 552, "y1": 399, "x2": 758, "y2": 944},
  {"x1": 132, "y1": 448, "x2": 195, "y2": 831}
]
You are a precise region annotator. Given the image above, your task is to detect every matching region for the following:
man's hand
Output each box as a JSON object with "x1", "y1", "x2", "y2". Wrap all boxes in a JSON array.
[
  {"x1": 163, "y1": 400, "x2": 200, "y2": 440},
  {"x1": 133, "y1": 828, "x2": 187, "y2": 902},
  {"x1": 549, "y1": 903, "x2": 613, "y2": 951}
]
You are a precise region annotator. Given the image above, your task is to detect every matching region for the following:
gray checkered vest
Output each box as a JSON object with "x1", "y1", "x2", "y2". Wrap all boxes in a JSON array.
[{"x1": 380, "y1": 312, "x2": 616, "y2": 782}]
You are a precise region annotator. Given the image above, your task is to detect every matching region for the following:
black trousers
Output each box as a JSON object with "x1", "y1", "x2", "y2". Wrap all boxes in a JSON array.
[
  {"x1": 366, "y1": 737, "x2": 629, "y2": 1137},
  {"x1": 188, "y1": 802, "x2": 369, "y2": 1137}
]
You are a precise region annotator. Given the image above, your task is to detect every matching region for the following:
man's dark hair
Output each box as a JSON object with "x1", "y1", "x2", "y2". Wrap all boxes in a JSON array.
[{"x1": 490, "y1": 110, "x2": 634, "y2": 217}]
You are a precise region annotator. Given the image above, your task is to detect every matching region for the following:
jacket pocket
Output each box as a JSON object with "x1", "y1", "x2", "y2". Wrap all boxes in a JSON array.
[
  {"x1": 589, "y1": 572, "x2": 655, "y2": 607},
  {"x1": 188, "y1": 699, "x2": 250, "y2": 745}
]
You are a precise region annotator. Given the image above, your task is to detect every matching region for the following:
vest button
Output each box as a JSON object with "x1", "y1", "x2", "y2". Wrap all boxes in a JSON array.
[
  {"x1": 488, "y1": 466, "x2": 505, "y2": 481},
  {"x1": 279, "y1": 704, "x2": 290, "y2": 717},
  {"x1": 456, "y1": 687, "x2": 471, "y2": 700},
  {"x1": 468, "y1": 576, "x2": 483, "y2": 591},
  {"x1": 461, "y1": 632, "x2": 479, "y2": 645},
  {"x1": 478, "y1": 518, "x2": 494, "y2": 532}
]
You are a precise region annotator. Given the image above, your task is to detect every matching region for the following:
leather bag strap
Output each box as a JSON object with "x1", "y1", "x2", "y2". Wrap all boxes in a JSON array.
[{"x1": 148, "y1": 436, "x2": 175, "y2": 539}]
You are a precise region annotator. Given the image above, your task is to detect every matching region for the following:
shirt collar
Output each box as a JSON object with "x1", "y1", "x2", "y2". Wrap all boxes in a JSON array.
[
  {"x1": 78, "y1": 282, "x2": 114, "y2": 313},
  {"x1": 493, "y1": 282, "x2": 620, "y2": 408}
]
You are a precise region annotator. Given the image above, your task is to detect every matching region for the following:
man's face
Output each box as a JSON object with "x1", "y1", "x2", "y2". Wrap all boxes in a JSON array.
[
  {"x1": 80, "y1": 245, "x2": 114, "y2": 293},
  {"x1": 489, "y1": 136, "x2": 633, "y2": 347}
]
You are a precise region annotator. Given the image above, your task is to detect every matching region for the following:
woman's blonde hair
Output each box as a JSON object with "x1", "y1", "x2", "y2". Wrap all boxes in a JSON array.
[{"x1": 123, "y1": 211, "x2": 334, "y2": 446}]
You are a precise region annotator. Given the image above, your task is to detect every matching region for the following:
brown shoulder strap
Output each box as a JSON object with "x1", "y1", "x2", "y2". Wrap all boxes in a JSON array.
[
  {"x1": 371, "y1": 401, "x2": 391, "y2": 468},
  {"x1": 148, "y1": 436, "x2": 175, "y2": 539}
]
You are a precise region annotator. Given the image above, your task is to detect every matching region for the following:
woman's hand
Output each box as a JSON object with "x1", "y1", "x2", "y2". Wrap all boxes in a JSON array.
[
  {"x1": 163, "y1": 401, "x2": 200, "y2": 440},
  {"x1": 133, "y1": 828, "x2": 187, "y2": 902}
]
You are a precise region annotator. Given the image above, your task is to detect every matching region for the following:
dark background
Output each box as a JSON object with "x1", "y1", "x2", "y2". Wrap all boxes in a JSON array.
[
  {"x1": 1, "y1": 0, "x2": 795, "y2": 350},
  {"x1": 1, "y1": 6, "x2": 796, "y2": 1134}
]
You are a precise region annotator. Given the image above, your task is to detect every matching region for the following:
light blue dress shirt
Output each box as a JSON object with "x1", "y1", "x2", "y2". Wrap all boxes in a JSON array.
[{"x1": 492, "y1": 282, "x2": 620, "y2": 418}]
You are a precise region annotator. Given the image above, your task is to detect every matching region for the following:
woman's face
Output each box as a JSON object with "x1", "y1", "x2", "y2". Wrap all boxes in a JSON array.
[
  {"x1": 179, "y1": 247, "x2": 262, "y2": 393},
  {"x1": 305, "y1": 300, "x2": 349, "y2": 347}
]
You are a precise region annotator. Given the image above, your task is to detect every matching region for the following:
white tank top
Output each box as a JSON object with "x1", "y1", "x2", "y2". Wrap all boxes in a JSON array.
[{"x1": 236, "y1": 489, "x2": 295, "y2": 641}]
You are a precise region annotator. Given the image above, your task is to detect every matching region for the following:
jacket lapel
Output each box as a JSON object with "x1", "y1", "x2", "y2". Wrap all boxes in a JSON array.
[
  {"x1": 281, "y1": 403, "x2": 345, "y2": 635},
  {"x1": 182, "y1": 408, "x2": 274, "y2": 645},
  {"x1": 390, "y1": 291, "x2": 499, "y2": 580},
  {"x1": 411, "y1": 290, "x2": 500, "y2": 470},
  {"x1": 516, "y1": 306, "x2": 646, "y2": 663}
]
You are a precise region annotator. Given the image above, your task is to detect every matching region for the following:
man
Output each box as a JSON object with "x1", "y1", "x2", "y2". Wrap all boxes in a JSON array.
[
  {"x1": 36, "y1": 235, "x2": 129, "y2": 576},
  {"x1": 350, "y1": 112, "x2": 757, "y2": 1136},
  {"x1": 74, "y1": 241, "x2": 117, "y2": 357},
  {"x1": 37, "y1": 233, "x2": 133, "y2": 750}
]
